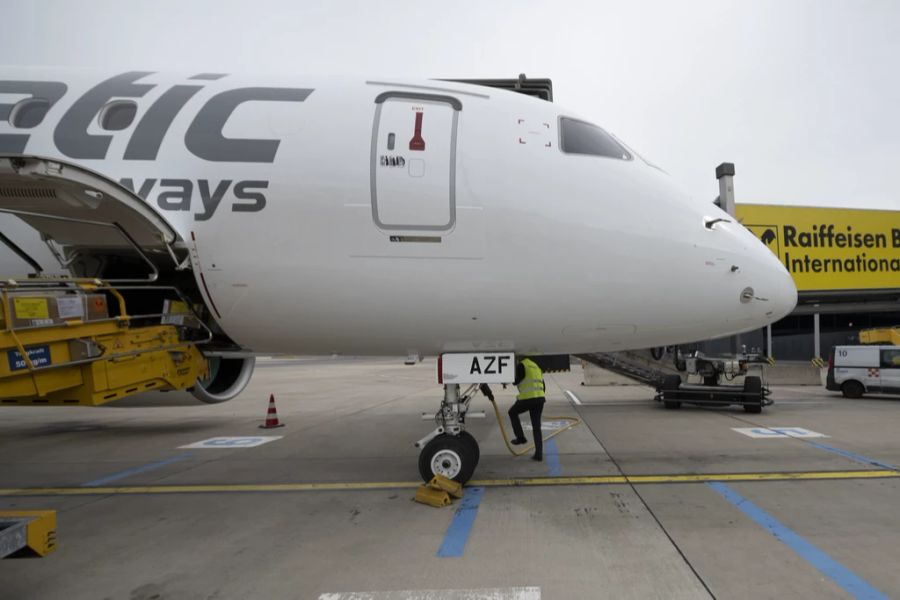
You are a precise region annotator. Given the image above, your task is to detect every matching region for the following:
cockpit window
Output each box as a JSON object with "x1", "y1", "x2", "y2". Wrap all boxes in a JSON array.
[{"x1": 560, "y1": 117, "x2": 632, "y2": 160}]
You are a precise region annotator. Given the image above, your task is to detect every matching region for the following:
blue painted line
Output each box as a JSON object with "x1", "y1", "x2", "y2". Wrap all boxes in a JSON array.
[
  {"x1": 708, "y1": 482, "x2": 888, "y2": 599},
  {"x1": 436, "y1": 486, "x2": 484, "y2": 557},
  {"x1": 807, "y1": 442, "x2": 896, "y2": 471},
  {"x1": 545, "y1": 438, "x2": 561, "y2": 476},
  {"x1": 81, "y1": 454, "x2": 192, "y2": 487}
]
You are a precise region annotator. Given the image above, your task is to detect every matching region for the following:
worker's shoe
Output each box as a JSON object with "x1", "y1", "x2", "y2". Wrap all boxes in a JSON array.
[
  {"x1": 511, "y1": 437, "x2": 528, "y2": 445},
  {"x1": 531, "y1": 453, "x2": 543, "y2": 462}
]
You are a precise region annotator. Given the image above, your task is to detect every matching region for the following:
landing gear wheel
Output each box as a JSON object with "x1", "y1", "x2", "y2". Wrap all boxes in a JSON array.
[
  {"x1": 842, "y1": 380, "x2": 864, "y2": 399},
  {"x1": 418, "y1": 434, "x2": 477, "y2": 484},
  {"x1": 743, "y1": 376, "x2": 763, "y2": 413},
  {"x1": 458, "y1": 431, "x2": 480, "y2": 467}
]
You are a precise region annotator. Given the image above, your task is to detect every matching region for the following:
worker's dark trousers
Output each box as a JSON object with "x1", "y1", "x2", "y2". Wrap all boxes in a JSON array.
[{"x1": 508, "y1": 397, "x2": 546, "y2": 456}]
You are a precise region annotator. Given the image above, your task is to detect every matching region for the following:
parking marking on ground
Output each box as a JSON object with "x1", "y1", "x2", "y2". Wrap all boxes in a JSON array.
[
  {"x1": 523, "y1": 420, "x2": 571, "y2": 432},
  {"x1": 437, "y1": 486, "x2": 485, "y2": 557},
  {"x1": 733, "y1": 427, "x2": 827, "y2": 439},
  {"x1": 564, "y1": 390, "x2": 582, "y2": 405},
  {"x1": 545, "y1": 439, "x2": 561, "y2": 476},
  {"x1": 806, "y1": 441, "x2": 896, "y2": 470},
  {"x1": 318, "y1": 587, "x2": 540, "y2": 600},
  {"x1": 81, "y1": 453, "x2": 192, "y2": 487},
  {"x1": 732, "y1": 420, "x2": 897, "y2": 469},
  {"x1": 709, "y1": 482, "x2": 888, "y2": 600},
  {"x1": 3, "y1": 470, "x2": 899, "y2": 497},
  {"x1": 179, "y1": 436, "x2": 283, "y2": 449}
]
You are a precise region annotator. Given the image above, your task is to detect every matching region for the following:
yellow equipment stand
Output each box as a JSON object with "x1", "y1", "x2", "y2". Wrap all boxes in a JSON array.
[
  {"x1": 859, "y1": 327, "x2": 900, "y2": 346},
  {"x1": 0, "y1": 280, "x2": 208, "y2": 406},
  {"x1": 0, "y1": 510, "x2": 56, "y2": 558}
]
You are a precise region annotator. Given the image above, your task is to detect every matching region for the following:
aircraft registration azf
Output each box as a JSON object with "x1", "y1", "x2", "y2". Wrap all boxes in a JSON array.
[{"x1": 0, "y1": 69, "x2": 797, "y2": 482}]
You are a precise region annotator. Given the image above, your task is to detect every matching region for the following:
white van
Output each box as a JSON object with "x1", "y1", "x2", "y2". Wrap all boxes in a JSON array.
[{"x1": 826, "y1": 345, "x2": 900, "y2": 398}]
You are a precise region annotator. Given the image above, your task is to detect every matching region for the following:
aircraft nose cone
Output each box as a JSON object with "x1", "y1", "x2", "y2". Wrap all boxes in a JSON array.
[
  {"x1": 760, "y1": 261, "x2": 798, "y2": 321},
  {"x1": 743, "y1": 231, "x2": 798, "y2": 324}
]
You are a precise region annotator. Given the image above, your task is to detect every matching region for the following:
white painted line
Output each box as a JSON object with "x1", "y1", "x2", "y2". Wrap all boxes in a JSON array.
[
  {"x1": 319, "y1": 588, "x2": 540, "y2": 600},
  {"x1": 523, "y1": 420, "x2": 570, "y2": 431},
  {"x1": 564, "y1": 390, "x2": 582, "y2": 405},
  {"x1": 179, "y1": 436, "x2": 283, "y2": 449},
  {"x1": 771, "y1": 401, "x2": 832, "y2": 406},
  {"x1": 770, "y1": 387, "x2": 820, "y2": 395},
  {"x1": 733, "y1": 427, "x2": 828, "y2": 439}
]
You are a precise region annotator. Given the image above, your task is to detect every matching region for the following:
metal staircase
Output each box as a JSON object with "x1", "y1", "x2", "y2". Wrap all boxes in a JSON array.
[{"x1": 576, "y1": 352, "x2": 674, "y2": 387}]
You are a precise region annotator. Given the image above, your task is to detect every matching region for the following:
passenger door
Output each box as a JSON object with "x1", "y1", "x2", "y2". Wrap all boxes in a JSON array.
[
  {"x1": 880, "y1": 348, "x2": 900, "y2": 393},
  {"x1": 370, "y1": 92, "x2": 461, "y2": 233}
]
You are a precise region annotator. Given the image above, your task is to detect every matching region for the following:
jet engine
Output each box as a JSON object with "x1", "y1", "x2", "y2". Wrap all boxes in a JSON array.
[{"x1": 191, "y1": 356, "x2": 256, "y2": 404}]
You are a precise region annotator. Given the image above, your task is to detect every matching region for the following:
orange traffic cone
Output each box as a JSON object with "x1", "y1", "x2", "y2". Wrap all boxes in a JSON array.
[{"x1": 259, "y1": 394, "x2": 284, "y2": 429}]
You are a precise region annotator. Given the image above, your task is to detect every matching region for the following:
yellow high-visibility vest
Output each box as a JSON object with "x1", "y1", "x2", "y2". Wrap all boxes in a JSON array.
[{"x1": 516, "y1": 357, "x2": 545, "y2": 400}]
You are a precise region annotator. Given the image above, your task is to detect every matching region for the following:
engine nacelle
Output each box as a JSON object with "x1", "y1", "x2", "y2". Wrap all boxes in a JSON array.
[{"x1": 191, "y1": 356, "x2": 256, "y2": 404}]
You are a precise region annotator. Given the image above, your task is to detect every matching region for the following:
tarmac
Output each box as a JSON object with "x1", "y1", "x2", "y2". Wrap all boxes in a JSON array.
[{"x1": 2, "y1": 357, "x2": 899, "y2": 599}]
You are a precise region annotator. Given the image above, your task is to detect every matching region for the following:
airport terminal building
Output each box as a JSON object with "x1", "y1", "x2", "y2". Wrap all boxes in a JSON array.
[{"x1": 713, "y1": 203, "x2": 899, "y2": 360}]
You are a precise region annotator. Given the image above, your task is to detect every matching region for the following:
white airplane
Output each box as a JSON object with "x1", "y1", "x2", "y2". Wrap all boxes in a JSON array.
[{"x1": 0, "y1": 69, "x2": 797, "y2": 482}]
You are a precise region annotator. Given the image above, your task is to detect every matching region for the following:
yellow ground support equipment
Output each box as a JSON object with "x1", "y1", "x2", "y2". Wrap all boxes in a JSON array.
[
  {"x1": 414, "y1": 474, "x2": 464, "y2": 508},
  {"x1": 0, "y1": 279, "x2": 210, "y2": 406},
  {"x1": 0, "y1": 510, "x2": 57, "y2": 558},
  {"x1": 860, "y1": 327, "x2": 900, "y2": 346},
  {"x1": 414, "y1": 485, "x2": 453, "y2": 508},
  {"x1": 428, "y1": 474, "x2": 464, "y2": 499}
]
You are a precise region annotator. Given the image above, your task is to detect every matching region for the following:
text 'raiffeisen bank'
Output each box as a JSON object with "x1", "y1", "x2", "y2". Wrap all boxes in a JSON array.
[{"x1": 736, "y1": 204, "x2": 900, "y2": 292}]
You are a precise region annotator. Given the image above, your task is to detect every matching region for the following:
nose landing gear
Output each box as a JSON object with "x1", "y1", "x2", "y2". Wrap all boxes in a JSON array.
[{"x1": 415, "y1": 384, "x2": 481, "y2": 484}]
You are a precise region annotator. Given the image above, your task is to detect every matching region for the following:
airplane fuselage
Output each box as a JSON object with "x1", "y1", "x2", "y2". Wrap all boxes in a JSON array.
[{"x1": 0, "y1": 69, "x2": 797, "y2": 356}]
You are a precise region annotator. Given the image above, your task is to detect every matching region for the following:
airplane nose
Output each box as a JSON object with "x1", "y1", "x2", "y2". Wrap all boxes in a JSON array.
[
  {"x1": 758, "y1": 250, "x2": 798, "y2": 320},
  {"x1": 747, "y1": 258, "x2": 797, "y2": 323},
  {"x1": 736, "y1": 225, "x2": 798, "y2": 323}
]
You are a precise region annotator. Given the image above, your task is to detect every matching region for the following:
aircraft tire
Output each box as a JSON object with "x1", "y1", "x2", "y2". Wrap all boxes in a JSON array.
[
  {"x1": 458, "y1": 431, "x2": 480, "y2": 467},
  {"x1": 418, "y1": 434, "x2": 477, "y2": 484}
]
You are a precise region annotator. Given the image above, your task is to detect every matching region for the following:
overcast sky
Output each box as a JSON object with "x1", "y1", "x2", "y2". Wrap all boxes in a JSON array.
[{"x1": 3, "y1": 0, "x2": 899, "y2": 210}]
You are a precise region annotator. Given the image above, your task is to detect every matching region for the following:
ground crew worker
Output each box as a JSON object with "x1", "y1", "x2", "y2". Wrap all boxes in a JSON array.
[{"x1": 508, "y1": 356, "x2": 546, "y2": 461}]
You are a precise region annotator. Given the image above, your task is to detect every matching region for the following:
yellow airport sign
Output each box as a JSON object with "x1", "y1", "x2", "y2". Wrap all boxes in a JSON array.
[{"x1": 736, "y1": 204, "x2": 900, "y2": 292}]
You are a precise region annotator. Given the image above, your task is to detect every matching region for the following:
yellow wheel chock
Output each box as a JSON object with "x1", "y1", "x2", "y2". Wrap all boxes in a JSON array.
[
  {"x1": 415, "y1": 485, "x2": 453, "y2": 508},
  {"x1": 428, "y1": 474, "x2": 464, "y2": 499},
  {"x1": 415, "y1": 474, "x2": 466, "y2": 507}
]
